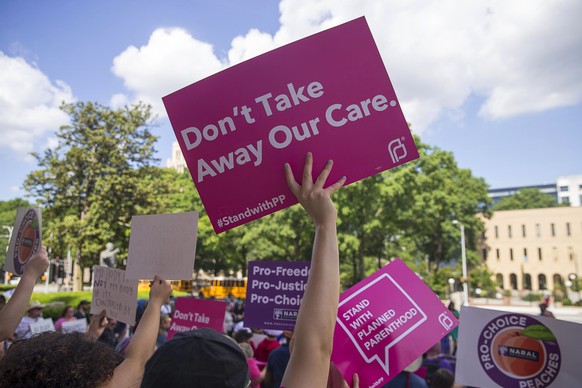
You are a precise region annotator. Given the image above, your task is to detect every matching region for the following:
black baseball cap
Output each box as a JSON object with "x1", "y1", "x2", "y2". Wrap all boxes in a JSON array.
[{"x1": 141, "y1": 328, "x2": 249, "y2": 388}]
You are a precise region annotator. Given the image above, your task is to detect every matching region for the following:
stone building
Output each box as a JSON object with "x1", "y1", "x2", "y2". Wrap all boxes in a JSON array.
[{"x1": 481, "y1": 207, "x2": 582, "y2": 292}]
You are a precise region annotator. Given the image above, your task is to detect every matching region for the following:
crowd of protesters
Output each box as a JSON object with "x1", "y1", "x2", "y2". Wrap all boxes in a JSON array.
[
  {"x1": 0, "y1": 154, "x2": 517, "y2": 387},
  {"x1": 0, "y1": 155, "x2": 359, "y2": 387}
]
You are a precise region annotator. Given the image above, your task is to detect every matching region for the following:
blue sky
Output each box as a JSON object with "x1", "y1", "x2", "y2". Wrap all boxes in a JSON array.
[{"x1": 1, "y1": 0, "x2": 581, "y2": 201}]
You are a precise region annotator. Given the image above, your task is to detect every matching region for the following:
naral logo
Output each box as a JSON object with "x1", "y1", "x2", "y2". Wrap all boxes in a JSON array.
[
  {"x1": 388, "y1": 138, "x2": 407, "y2": 163},
  {"x1": 273, "y1": 308, "x2": 298, "y2": 321},
  {"x1": 478, "y1": 314, "x2": 560, "y2": 387}
]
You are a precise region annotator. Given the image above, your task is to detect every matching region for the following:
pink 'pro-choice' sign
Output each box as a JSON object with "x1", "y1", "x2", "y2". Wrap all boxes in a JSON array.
[
  {"x1": 167, "y1": 297, "x2": 226, "y2": 340},
  {"x1": 331, "y1": 259, "x2": 458, "y2": 388},
  {"x1": 163, "y1": 17, "x2": 418, "y2": 233}
]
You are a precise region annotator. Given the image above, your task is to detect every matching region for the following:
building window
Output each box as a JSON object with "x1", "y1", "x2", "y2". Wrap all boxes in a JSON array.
[
  {"x1": 536, "y1": 224, "x2": 541, "y2": 237},
  {"x1": 496, "y1": 249, "x2": 500, "y2": 260},
  {"x1": 538, "y1": 274, "x2": 547, "y2": 290},
  {"x1": 523, "y1": 274, "x2": 532, "y2": 291},
  {"x1": 553, "y1": 274, "x2": 563, "y2": 288},
  {"x1": 551, "y1": 223, "x2": 555, "y2": 237},
  {"x1": 562, "y1": 197, "x2": 570, "y2": 205},
  {"x1": 508, "y1": 225, "x2": 512, "y2": 238},
  {"x1": 523, "y1": 248, "x2": 528, "y2": 261},
  {"x1": 560, "y1": 185, "x2": 569, "y2": 192},
  {"x1": 496, "y1": 274, "x2": 504, "y2": 289},
  {"x1": 522, "y1": 224, "x2": 526, "y2": 238},
  {"x1": 482, "y1": 248, "x2": 487, "y2": 261},
  {"x1": 510, "y1": 248, "x2": 514, "y2": 261},
  {"x1": 553, "y1": 247, "x2": 558, "y2": 261},
  {"x1": 566, "y1": 222, "x2": 571, "y2": 236},
  {"x1": 495, "y1": 226, "x2": 498, "y2": 238},
  {"x1": 538, "y1": 248, "x2": 543, "y2": 261},
  {"x1": 510, "y1": 274, "x2": 518, "y2": 290},
  {"x1": 569, "y1": 247, "x2": 574, "y2": 261}
]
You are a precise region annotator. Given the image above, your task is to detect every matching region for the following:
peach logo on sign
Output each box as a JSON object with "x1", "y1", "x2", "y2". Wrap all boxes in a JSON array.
[{"x1": 478, "y1": 314, "x2": 561, "y2": 387}]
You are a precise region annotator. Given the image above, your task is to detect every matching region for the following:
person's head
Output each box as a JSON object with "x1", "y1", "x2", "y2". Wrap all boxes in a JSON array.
[
  {"x1": 233, "y1": 327, "x2": 253, "y2": 344},
  {"x1": 27, "y1": 301, "x2": 44, "y2": 318},
  {"x1": 141, "y1": 328, "x2": 249, "y2": 388},
  {"x1": 0, "y1": 332, "x2": 123, "y2": 387},
  {"x1": 428, "y1": 368, "x2": 455, "y2": 388},
  {"x1": 77, "y1": 300, "x2": 90, "y2": 312},
  {"x1": 160, "y1": 314, "x2": 172, "y2": 330},
  {"x1": 61, "y1": 305, "x2": 75, "y2": 318},
  {"x1": 263, "y1": 329, "x2": 282, "y2": 339},
  {"x1": 447, "y1": 301, "x2": 455, "y2": 311},
  {"x1": 238, "y1": 342, "x2": 254, "y2": 359}
]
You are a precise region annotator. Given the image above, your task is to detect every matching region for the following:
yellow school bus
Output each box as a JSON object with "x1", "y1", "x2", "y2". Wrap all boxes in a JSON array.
[
  {"x1": 138, "y1": 279, "x2": 193, "y2": 293},
  {"x1": 198, "y1": 277, "x2": 247, "y2": 299}
]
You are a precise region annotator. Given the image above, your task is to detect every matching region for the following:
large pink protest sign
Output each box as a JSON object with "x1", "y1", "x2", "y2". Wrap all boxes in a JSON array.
[
  {"x1": 163, "y1": 17, "x2": 418, "y2": 233},
  {"x1": 331, "y1": 259, "x2": 458, "y2": 388},
  {"x1": 167, "y1": 297, "x2": 226, "y2": 340}
]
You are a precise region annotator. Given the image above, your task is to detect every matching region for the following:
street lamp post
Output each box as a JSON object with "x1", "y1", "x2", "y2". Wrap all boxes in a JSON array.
[{"x1": 453, "y1": 220, "x2": 469, "y2": 306}]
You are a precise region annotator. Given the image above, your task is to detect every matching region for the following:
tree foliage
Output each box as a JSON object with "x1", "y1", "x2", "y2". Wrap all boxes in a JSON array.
[
  {"x1": 493, "y1": 188, "x2": 560, "y2": 211},
  {"x1": 20, "y1": 102, "x2": 492, "y2": 295},
  {"x1": 24, "y1": 102, "x2": 170, "y2": 273}
]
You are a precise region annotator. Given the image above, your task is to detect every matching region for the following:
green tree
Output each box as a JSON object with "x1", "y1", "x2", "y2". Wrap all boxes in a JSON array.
[
  {"x1": 388, "y1": 137, "x2": 492, "y2": 280},
  {"x1": 469, "y1": 265, "x2": 497, "y2": 297},
  {"x1": 0, "y1": 198, "x2": 32, "y2": 269},
  {"x1": 24, "y1": 102, "x2": 170, "y2": 284},
  {"x1": 493, "y1": 188, "x2": 560, "y2": 210}
]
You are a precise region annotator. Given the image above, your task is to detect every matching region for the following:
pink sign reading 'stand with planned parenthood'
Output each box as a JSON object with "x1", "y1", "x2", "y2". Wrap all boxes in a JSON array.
[
  {"x1": 163, "y1": 17, "x2": 418, "y2": 233},
  {"x1": 331, "y1": 259, "x2": 458, "y2": 388},
  {"x1": 166, "y1": 297, "x2": 226, "y2": 340}
]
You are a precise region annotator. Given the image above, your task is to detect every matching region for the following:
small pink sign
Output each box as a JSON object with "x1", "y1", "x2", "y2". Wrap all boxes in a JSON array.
[
  {"x1": 167, "y1": 297, "x2": 226, "y2": 340},
  {"x1": 163, "y1": 17, "x2": 418, "y2": 233},
  {"x1": 331, "y1": 259, "x2": 458, "y2": 387}
]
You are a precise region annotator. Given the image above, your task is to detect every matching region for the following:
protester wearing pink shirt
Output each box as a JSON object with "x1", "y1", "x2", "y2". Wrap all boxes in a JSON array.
[{"x1": 55, "y1": 306, "x2": 77, "y2": 332}]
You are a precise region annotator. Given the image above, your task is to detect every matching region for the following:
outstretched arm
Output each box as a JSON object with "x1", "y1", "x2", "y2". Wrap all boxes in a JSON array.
[
  {"x1": 106, "y1": 276, "x2": 172, "y2": 387},
  {"x1": 0, "y1": 247, "x2": 49, "y2": 341},
  {"x1": 281, "y1": 153, "x2": 345, "y2": 388}
]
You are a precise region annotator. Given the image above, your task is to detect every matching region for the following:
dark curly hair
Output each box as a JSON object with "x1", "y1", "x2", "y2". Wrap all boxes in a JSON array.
[{"x1": 0, "y1": 331, "x2": 123, "y2": 387}]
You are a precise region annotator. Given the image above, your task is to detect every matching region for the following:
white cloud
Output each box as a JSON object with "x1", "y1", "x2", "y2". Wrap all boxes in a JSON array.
[
  {"x1": 111, "y1": 0, "x2": 582, "y2": 132},
  {"x1": 0, "y1": 52, "x2": 74, "y2": 155},
  {"x1": 111, "y1": 28, "x2": 225, "y2": 116}
]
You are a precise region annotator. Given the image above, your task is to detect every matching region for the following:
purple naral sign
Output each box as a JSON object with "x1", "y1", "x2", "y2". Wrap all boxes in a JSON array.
[
  {"x1": 167, "y1": 297, "x2": 226, "y2": 340},
  {"x1": 331, "y1": 259, "x2": 458, "y2": 387},
  {"x1": 244, "y1": 261, "x2": 310, "y2": 331},
  {"x1": 163, "y1": 17, "x2": 418, "y2": 233}
]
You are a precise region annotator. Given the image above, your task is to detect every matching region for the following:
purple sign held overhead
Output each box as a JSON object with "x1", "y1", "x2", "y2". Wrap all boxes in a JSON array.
[{"x1": 244, "y1": 261, "x2": 310, "y2": 331}]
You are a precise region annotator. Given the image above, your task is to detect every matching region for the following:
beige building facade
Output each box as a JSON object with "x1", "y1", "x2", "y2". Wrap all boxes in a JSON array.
[{"x1": 482, "y1": 207, "x2": 582, "y2": 292}]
